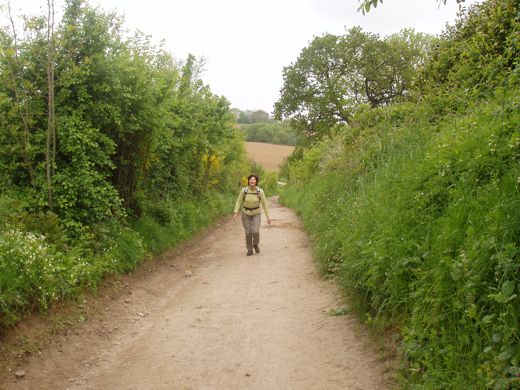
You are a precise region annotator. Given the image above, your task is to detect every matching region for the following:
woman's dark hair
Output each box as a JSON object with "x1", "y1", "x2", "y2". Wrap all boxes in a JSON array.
[{"x1": 248, "y1": 174, "x2": 259, "y2": 185}]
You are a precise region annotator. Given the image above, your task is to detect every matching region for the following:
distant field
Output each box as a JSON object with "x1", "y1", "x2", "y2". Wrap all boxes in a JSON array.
[{"x1": 245, "y1": 142, "x2": 295, "y2": 172}]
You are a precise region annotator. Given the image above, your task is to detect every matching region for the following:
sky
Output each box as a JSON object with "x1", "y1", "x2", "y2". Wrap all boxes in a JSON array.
[{"x1": 5, "y1": 0, "x2": 481, "y2": 113}]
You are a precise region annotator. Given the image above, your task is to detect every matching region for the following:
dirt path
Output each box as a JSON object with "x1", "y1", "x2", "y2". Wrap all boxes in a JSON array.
[{"x1": 1, "y1": 198, "x2": 392, "y2": 390}]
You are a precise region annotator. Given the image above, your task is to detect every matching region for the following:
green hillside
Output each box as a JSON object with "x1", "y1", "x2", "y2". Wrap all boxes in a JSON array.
[{"x1": 278, "y1": 0, "x2": 519, "y2": 387}]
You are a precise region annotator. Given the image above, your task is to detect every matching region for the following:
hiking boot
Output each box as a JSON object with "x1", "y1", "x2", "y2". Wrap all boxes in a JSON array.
[
  {"x1": 247, "y1": 251, "x2": 253, "y2": 256},
  {"x1": 253, "y1": 245, "x2": 260, "y2": 253}
]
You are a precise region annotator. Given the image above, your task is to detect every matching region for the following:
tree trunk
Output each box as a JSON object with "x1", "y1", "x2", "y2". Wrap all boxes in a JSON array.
[{"x1": 46, "y1": 0, "x2": 56, "y2": 209}]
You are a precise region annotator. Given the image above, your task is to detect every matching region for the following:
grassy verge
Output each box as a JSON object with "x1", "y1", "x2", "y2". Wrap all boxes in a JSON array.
[
  {"x1": 280, "y1": 88, "x2": 520, "y2": 388},
  {"x1": 0, "y1": 190, "x2": 234, "y2": 331}
]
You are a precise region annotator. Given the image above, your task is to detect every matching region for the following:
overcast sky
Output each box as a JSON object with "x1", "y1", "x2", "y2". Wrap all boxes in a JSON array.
[{"x1": 6, "y1": 0, "x2": 481, "y2": 113}]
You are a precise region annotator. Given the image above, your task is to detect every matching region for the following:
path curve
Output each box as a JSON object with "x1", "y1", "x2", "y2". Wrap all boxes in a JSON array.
[{"x1": 2, "y1": 197, "x2": 392, "y2": 390}]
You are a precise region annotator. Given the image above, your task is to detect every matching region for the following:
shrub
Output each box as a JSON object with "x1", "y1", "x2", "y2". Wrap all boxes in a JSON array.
[{"x1": 0, "y1": 229, "x2": 80, "y2": 327}]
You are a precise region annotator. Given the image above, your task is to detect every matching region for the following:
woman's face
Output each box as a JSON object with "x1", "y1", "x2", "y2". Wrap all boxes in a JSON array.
[{"x1": 249, "y1": 176, "x2": 257, "y2": 186}]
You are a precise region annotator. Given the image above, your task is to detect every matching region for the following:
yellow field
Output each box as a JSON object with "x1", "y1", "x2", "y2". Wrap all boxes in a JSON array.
[{"x1": 245, "y1": 142, "x2": 295, "y2": 172}]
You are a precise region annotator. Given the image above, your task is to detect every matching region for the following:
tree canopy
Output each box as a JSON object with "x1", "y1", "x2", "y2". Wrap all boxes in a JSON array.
[
  {"x1": 232, "y1": 109, "x2": 271, "y2": 124},
  {"x1": 358, "y1": 0, "x2": 466, "y2": 14},
  {"x1": 274, "y1": 27, "x2": 433, "y2": 143},
  {"x1": 0, "y1": 0, "x2": 242, "y2": 226}
]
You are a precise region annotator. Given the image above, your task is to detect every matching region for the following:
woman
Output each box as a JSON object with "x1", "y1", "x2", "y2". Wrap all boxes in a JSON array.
[{"x1": 233, "y1": 174, "x2": 271, "y2": 256}]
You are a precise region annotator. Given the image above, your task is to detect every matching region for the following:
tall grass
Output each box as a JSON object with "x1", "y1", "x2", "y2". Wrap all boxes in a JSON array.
[
  {"x1": 280, "y1": 88, "x2": 520, "y2": 388},
  {"x1": 135, "y1": 191, "x2": 233, "y2": 254}
]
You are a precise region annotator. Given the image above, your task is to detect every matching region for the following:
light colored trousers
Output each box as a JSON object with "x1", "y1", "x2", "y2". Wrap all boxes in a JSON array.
[{"x1": 241, "y1": 213, "x2": 261, "y2": 252}]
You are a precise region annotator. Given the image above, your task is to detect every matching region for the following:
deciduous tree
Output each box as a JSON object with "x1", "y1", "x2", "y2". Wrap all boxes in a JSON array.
[
  {"x1": 274, "y1": 27, "x2": 432, "y2": 143},
  {"x1": 358, "y1": 0, "x2": 466, "y2": 14}
]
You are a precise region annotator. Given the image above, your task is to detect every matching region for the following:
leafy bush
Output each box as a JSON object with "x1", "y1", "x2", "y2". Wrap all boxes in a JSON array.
[
  {"x1": 419, "y1": 0, "x2": 519, "y2": 95},
  {"x1": 52, "y1": 113, "x2": 123, "y2": 226},
  {"x1": 0, "y1": 229, "x2": 81, "y2": 327}
]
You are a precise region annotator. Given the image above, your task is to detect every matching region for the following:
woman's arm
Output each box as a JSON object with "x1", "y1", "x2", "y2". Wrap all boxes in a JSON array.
[
  {"x1": 233, "y1": 189, "x2": 245, "y2": 221},
  {"x1": 260, "y1": 190, "x2": 271, "y2": 224}
]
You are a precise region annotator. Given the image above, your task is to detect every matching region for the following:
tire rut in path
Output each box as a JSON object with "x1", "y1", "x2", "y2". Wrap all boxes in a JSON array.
[{"x1": 2, "y1": 197, "x2": 392, "y2": 390}]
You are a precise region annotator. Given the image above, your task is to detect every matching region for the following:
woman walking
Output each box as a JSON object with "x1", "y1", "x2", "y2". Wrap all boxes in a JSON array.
[{"x1": 233, "y1": 174, "x2": 271, "y2": 256}]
